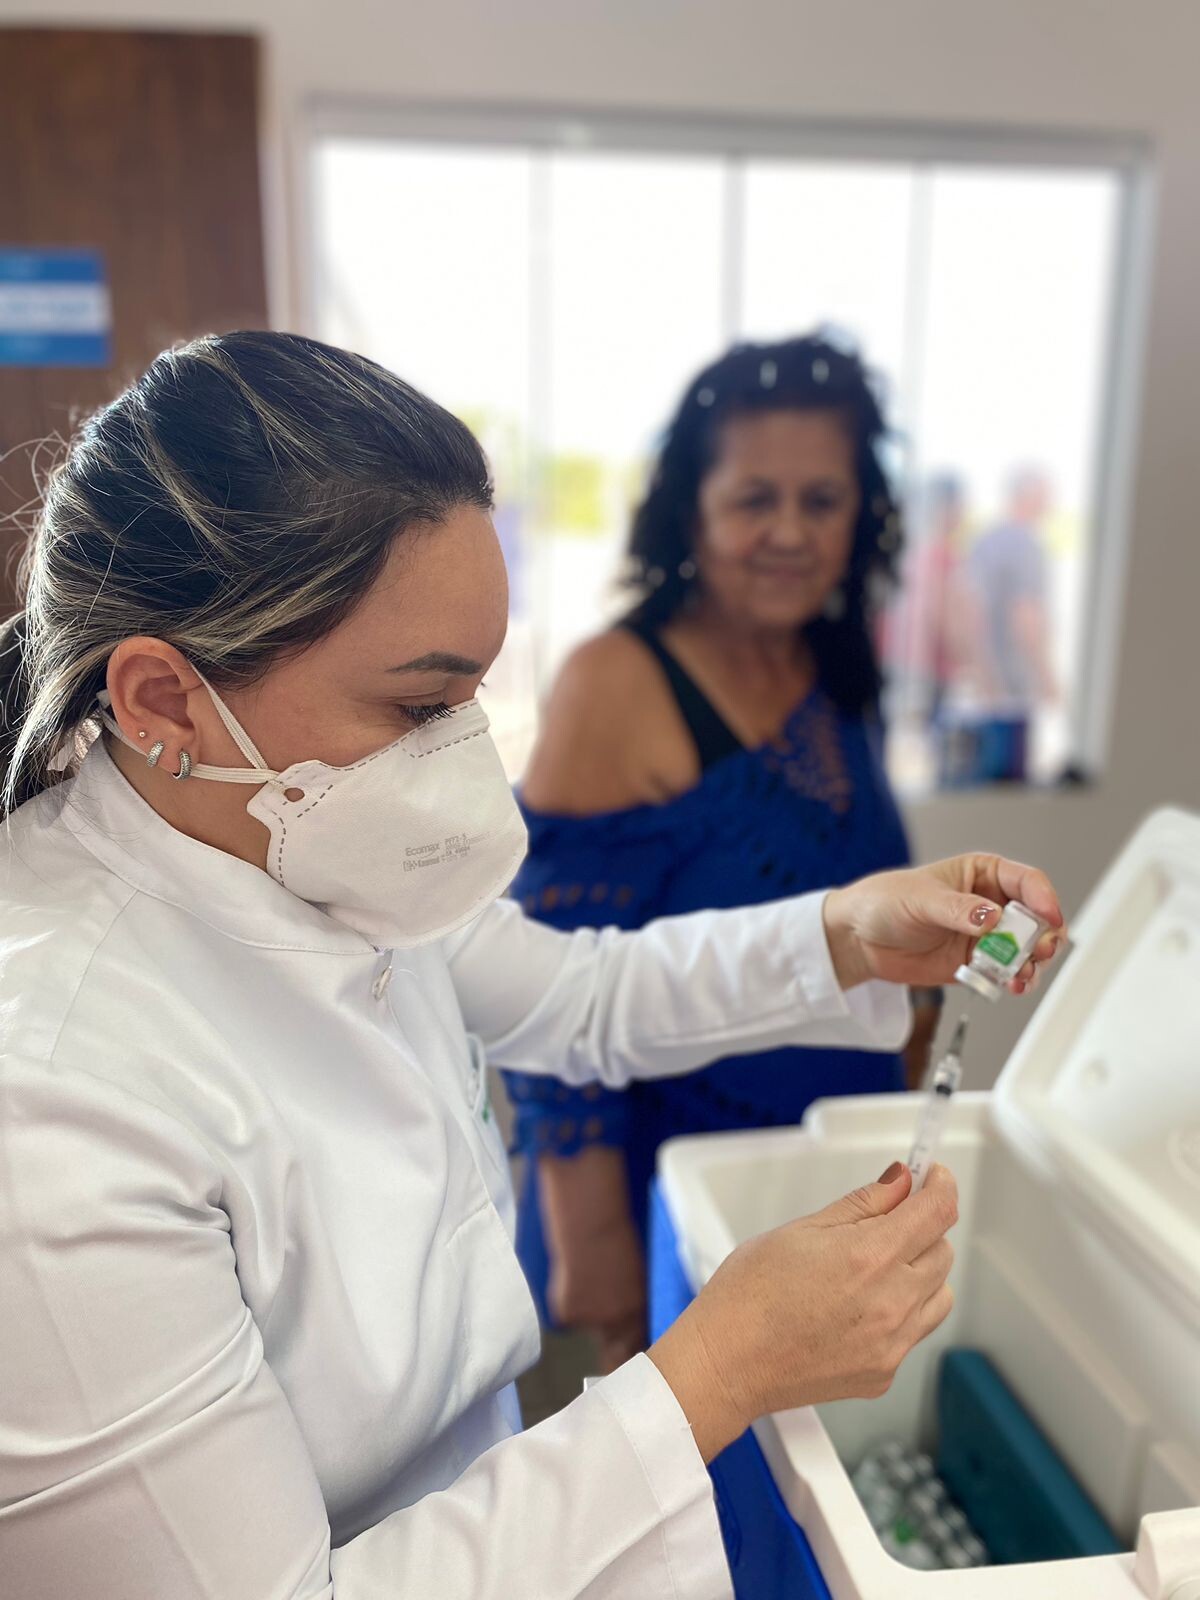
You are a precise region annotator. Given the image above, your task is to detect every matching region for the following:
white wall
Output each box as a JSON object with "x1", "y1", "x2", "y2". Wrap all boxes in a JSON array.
[{"x1": 6, "y1": 0, "x2": 1200, "y2": 1081}]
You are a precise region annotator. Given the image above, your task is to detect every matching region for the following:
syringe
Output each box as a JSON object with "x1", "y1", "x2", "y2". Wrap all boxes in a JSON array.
[{"x1": 907, "y1": 1016, "x2": 968, "y2": 1192}]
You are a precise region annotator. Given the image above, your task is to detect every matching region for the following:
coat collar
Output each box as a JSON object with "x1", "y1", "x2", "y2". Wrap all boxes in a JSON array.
[{"x1": 63, "y1": 739, "x2": 372, "y2": 955}]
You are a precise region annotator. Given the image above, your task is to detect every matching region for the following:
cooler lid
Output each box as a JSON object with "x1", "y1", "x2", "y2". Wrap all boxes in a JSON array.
[{"x1": 993, "y1": 807, "x2": 1200, "y2": 1326}]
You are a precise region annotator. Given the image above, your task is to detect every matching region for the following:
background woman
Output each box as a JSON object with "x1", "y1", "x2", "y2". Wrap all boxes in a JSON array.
[{"x1": 505, "y1": 335, "x2": 942, "y2": 1370}]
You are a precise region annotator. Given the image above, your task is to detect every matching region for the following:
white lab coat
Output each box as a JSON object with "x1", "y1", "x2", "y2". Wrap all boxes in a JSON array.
[{"x1": 0, "y1": 741, "x2": 909, "y2": 1599}]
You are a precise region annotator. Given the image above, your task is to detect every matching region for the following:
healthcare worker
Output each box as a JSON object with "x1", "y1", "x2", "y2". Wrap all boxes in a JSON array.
[{"x1": 0, "y1": 332, "x2": 1063, "y2": 1600}]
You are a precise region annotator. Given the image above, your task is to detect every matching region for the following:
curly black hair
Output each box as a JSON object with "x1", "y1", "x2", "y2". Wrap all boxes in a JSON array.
[{"x1": 624, "y1": 332, "x2": 903, "y2": 716}]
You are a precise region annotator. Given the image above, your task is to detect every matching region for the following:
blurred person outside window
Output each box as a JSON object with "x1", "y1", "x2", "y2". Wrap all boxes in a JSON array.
[
  {"x1": 880, "y1": 472, "x2": 975, "y2": 748},
  {"x1": 940, "y1": 466, "x2": 1059, "y2": 785},
  {"x1": 503, "y1": 336, "x2": 943, "y2": 1372}
]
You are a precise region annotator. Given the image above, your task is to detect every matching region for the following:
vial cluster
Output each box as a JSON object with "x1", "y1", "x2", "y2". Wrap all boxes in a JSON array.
[{"x1": 852, "y1": 1440, "x2": 991, "y2": 1571}]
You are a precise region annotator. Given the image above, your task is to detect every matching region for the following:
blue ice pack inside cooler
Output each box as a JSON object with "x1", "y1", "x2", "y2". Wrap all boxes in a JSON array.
[{"x1": 937, "y1": 1348, "x2": 1123, "y2": 1564}]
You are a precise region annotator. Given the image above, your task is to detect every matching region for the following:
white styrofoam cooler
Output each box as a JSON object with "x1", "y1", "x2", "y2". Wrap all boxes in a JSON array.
[{"x1": 658, "y1": 808, "x2": 1200, "y2": 1599}]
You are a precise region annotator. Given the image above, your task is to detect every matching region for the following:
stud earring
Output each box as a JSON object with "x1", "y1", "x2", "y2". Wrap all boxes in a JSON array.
[
  {"x1": 678, "y1": 557, "x2": 698, "y2": 582},
  {"x1": 137, "y1": 730, "x2": 147, "y2": 740},
  {"x1": 172, "y1": 750, "x2": 192, "y2": 782},
  {"x1": 146, "y1": 740, "x2": 165, "y2": 769}
]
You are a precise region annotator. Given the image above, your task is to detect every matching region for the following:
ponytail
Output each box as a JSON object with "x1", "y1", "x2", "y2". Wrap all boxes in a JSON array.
[{"x1": 0, "y1": 613, "x2": 35, "y2": 815}]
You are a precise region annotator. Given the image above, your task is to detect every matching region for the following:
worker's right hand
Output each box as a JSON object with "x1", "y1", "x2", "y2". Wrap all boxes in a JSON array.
[{"x1": 648, "y1": 1163, "x2": 958, "y2": 1463}]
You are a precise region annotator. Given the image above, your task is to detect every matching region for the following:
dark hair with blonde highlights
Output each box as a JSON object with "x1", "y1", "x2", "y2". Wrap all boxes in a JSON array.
[{"x1": 0, "y1": 331, "x2": 492, "y2": 816}]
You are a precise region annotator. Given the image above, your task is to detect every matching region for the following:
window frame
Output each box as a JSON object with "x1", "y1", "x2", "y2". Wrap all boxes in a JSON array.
[{"x1": 302, "y1": 98, "x2": 1155, "y2": 784}]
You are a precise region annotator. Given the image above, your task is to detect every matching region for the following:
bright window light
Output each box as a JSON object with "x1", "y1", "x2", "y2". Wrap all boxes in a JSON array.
[{"x1": 311, "y1": 122, "x2": 1128, "y2": 794}]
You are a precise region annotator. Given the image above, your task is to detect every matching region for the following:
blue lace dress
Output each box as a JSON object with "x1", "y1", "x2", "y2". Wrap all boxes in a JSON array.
[{"x1": 503, "y1": 634, "x2": 911, "y2": 1324}]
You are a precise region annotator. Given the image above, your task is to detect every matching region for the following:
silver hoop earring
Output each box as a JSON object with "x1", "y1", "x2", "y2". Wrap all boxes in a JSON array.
[
  {"x1": 146, "y1": 740, "x2": 165, "y2": 769},
  {"x1": 172, "y1": 750, "x2": 192, "y2": 781}
]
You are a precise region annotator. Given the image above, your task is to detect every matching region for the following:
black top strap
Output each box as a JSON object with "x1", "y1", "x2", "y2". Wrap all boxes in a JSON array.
[{"x1": 621, "y1": 618, "x2": 744, "y2": 772}]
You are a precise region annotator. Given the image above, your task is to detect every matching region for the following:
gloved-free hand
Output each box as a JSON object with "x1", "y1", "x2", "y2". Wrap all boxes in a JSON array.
[
  {"x1": 823, "y1": 854, "x2": 1065, "y2": 995},
  {"x1": 650, "y1": 1162, "x2": 959, "y2": 1463}
]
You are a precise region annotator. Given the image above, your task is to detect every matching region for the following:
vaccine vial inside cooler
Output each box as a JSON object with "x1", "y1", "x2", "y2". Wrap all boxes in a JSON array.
[{"x1": 956, "y1": 899, "x2": 1046, "y2": 1001}]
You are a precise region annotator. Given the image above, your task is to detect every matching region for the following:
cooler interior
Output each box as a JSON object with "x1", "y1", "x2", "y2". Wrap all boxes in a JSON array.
[{"x1": 677, "y1": 1096, "x2": 1200, "y2": 1566}]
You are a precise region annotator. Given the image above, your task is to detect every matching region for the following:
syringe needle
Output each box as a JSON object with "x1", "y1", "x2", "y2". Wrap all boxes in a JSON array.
[
  {"x1": 946, "y1": 1014, "x2": 968, "y2": 1060},
  {"x1": 908, "y1": 1016, "x2": 968, "y2": 1190}
]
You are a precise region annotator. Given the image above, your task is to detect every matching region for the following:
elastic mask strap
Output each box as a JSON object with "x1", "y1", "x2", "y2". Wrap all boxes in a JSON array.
[
  {"x1": 97, "y1": 677, "x2": 283, "y2": 786},
  {"x1": 190, "y1": 668, "x2": 275, "y2": 774}
]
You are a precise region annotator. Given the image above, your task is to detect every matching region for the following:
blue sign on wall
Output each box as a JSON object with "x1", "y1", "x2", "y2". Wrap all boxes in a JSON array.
[{"x1": 0, "y1": 248, "x2": 112, "y2": 367}]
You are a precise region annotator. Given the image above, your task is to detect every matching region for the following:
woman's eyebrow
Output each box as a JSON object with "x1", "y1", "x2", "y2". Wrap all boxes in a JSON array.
[{"x1": 387, "y1": 651, "x2": 482, "y2": 675}]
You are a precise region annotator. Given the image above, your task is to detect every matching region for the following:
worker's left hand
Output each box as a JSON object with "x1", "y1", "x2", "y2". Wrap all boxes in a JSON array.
[{"x1": 823, "y1": 855, "x2": 1066, "y2": 993}]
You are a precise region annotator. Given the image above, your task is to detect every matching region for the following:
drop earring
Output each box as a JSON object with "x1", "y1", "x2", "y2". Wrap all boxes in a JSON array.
[{"x1": 823, "y1": 586, "x2": 846, "y2": 622}]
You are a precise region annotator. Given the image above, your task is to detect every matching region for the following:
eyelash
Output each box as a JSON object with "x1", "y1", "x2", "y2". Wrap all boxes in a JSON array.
[{"x1": 397, "y1": 701, "x2": 453, "y2": 726}]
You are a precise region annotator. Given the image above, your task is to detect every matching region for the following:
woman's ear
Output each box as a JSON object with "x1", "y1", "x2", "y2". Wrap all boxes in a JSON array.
[{"x1": 106, "y1": 638, "x2": 200, "y2": 757}]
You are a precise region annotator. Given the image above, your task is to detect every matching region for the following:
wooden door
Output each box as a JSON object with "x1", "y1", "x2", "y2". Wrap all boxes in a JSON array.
[{"x1": 0, "y1": 28, "x2": 268, "y2": 613}]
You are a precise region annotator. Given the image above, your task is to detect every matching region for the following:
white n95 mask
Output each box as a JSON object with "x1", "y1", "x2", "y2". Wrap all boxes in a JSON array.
[{"x1": 102, "y1": 678, "x2": 528, "y2": 950}]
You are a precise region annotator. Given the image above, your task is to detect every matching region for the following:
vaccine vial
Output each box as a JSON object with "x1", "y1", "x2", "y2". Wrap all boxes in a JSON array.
[
  {"x1": 959, "y1": 1533, "x2": 990, "y2": 1566},
  {"x1": 941, "y1": 1505, "x2": 970, "y2": 1538},
  {"x1": 924, "y1": 1513, "x2": 955, "y2": 1550},
  {"x1": 956, "y1": 899, "x2": 1047, "y2": 1001},
  {"x1": 881, "y1": 1526, "x2": 941, "y2": 1571},
  {"x1": 886, "y1": 1457, "x2": 921, "y2": 1493},
  {"x1": 862, "y1": 1484, "x2": 904, "y2": 1532},
  {"x1": 907, "y1": 1486, "x2": 943, "y2": 1526}
]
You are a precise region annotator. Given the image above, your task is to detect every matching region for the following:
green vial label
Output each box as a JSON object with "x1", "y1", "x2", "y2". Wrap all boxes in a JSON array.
[{"x1": 977, "y1": 929, "x2": 1021, "y2": 966}]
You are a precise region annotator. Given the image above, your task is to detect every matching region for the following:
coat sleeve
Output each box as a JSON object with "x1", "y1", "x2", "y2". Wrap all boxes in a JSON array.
[
  {"x1": 444, "y1": 891, "x2": 912, "y2": 1085},
  {"x1": 501, "y1": 802, "x2": 685, "y2": 1161},
  {"x1": 0, "y1": 1059, "x2": 731, "y2": 1600}
]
